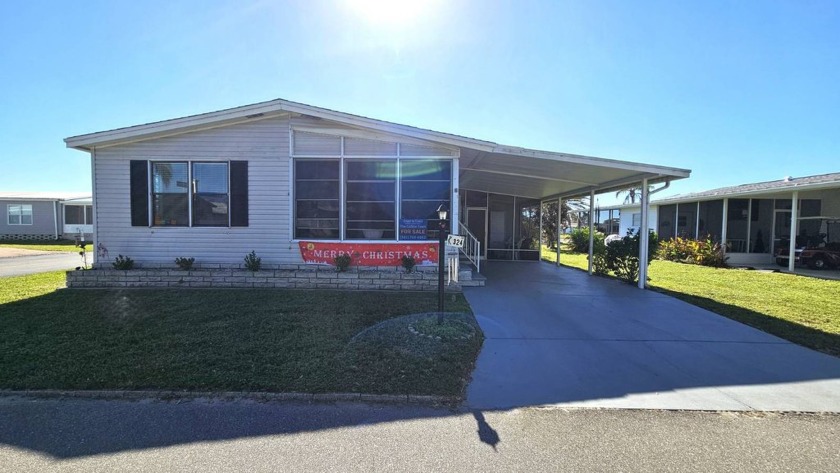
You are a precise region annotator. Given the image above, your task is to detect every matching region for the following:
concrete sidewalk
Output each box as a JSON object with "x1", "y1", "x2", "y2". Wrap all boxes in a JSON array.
[{"x1": 464, "y1": 262, "x2": 840, "y2": 412}]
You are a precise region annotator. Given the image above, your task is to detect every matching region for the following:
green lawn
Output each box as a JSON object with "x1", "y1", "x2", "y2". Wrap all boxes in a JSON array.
[
  {"x1": 0, "y1": 272, "x2": 481, "y2": 396},
  {"x1": 542, "y1": 245, "x2": 840, "y2": 356},
  {"x1": 0, "y1": 239, "x2": 80, "y2": 252}
]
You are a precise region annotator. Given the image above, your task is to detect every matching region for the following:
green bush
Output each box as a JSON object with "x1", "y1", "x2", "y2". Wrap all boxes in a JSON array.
[
  {"x1": 605, "y1": 229, "x2": 658, "y2": 284},
  {"x1": 112, "y1": 255, "x2": 135, "y2": 270},
  {"x1": 334, "y1": 254, "x2": 352, "y2": 272},
  {"x1": 244, "y1": 251, "x2": 261, "y2": 272},
  {"x1": 174, "y1": 257, "x2": 195, "y2": 271},
  {"x1": 400, "y1": 254, "x2": 416, "y2": 273},
  {"x1": 569, "y1": 227, "x2": 606, "y2": 253},
  {"x1": 657, "y1": 236, "x2": 728, "y2": 267}
]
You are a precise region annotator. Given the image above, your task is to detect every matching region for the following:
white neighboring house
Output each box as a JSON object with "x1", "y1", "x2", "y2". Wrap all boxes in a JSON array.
[
  {"x1": 0, "y1": 192, "x2": 93, "y2": 241},
  {"x1": 615, "y1": 173, "x2": 840, "y2": 267}
]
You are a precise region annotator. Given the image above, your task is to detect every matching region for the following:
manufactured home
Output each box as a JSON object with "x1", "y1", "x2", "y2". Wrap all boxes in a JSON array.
[
  {"x1": 64, "y1": 98, "x2": 689, "y2": 288},
  {"x1": 614, "y1": 173, "x2": 840, "y2": 270},
  {"x1": 0, "y1": 192, "x2": 93, "y2": 241}
]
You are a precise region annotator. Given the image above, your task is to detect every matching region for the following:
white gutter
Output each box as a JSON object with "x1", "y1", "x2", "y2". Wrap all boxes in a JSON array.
[{"x1": 53, "y1": 200, "x2": 59, "y2": 240}]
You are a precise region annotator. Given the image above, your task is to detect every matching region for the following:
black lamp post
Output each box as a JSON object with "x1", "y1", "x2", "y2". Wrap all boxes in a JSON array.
[{"x1": 436, "y1": 203, "x2": 449, "y2": 318}]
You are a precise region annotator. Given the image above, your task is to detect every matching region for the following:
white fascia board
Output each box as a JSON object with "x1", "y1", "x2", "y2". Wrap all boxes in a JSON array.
[
  {"x1": 64, "y1": 101, "x2": 289, "y2": 150},
  {"x1": 492, "y1": 145, "x2": 691, "y2": 179}
]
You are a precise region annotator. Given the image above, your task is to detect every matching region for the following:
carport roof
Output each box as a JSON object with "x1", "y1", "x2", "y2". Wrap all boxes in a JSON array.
[{"x1": 65, "y1": 98, "x2": 691, "y2": 200}]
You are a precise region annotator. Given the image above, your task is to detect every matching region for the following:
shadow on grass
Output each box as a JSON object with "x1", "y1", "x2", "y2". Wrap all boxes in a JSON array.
[{"x1": 652, "y1": 286, "x2": 840, "y2": 357}]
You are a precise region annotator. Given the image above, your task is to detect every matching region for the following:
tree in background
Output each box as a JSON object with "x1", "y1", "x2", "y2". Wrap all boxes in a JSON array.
[{"x1": 541, "y1": 198, "x2": 589, "y2": 249}]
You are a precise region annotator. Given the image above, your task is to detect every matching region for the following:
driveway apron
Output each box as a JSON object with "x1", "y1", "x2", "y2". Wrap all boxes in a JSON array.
[{"x1": 464, "y1": 262, "x2": 840, "y2": 412}]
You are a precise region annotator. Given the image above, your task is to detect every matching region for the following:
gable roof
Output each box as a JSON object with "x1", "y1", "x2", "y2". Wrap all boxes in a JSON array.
[{"x1": 64, "y1": 98, "x2": 690, "y2": 200}]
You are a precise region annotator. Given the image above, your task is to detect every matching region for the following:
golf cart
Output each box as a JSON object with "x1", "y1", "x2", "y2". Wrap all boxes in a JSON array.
[{"x1": 775, "y1": 217, "x2": 840, "y2": 269}]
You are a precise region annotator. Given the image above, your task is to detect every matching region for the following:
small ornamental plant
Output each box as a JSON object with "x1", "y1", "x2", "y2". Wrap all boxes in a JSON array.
[
  {"x1": 244, "y1": 251, "x2": 261, "y2": 272},
  {"x1": 175, "y1": 257, "x2": 195, "y2": 271},
  {"x1": 112, "y1": 254, "x2": 135, "y2": 270},
  {"x1": 400, "y1": 254, "x2": 416, "y2": 273},
  {"x1": 75, "y1": 240, "x2": 90, "y2": 270},
  {"x1": 334, "y1": 254, "x2": 352, "y2": 272}
]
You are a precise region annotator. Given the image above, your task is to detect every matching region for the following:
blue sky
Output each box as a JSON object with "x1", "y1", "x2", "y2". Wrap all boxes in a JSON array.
[{"x1": 1, "y1": 0, "x2": 838, "y2": 205}]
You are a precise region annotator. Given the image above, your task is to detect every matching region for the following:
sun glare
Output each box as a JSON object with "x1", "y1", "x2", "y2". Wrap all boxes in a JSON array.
[{"x1": 346, "y1": 0, "x2": 437, "y2": 25}]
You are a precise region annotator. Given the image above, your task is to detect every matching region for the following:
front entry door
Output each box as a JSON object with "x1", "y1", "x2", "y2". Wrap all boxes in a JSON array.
[{"x1": 466, "y1": 207, "x2": 487, "y2": 260}]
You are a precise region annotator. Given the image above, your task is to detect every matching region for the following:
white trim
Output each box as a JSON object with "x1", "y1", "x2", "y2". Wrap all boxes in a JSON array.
[
  {"x1": 721, "y1": 198, "x2": 729, "y2": 253},
  {"x1": 788, "y1": 192, "x2": 799, "y2": 272},
  {"x1": 91, "y1": 147, "x2": 98, "y2": 251},
  {"x1": 746, "y1": 199, "x2": 752, "y2": 252},
  {"x1": 638, "y1": 178, "x2": 650, "y2": 289},
  {"x1": 695, "y1": 201, "x2": 700, "y2": 238},
  {"x1": 53, "y1": 200, "x2": 59, "y2": 239}
]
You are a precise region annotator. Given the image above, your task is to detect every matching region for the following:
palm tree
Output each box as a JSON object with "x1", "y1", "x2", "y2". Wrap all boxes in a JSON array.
[{"x1": 616, "y1": 186, "x2": 654, "y2": 205}]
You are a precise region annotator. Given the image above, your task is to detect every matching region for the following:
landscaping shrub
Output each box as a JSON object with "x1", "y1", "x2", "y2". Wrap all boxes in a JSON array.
[
  {"x1": 569, "y1": 227, "x2": 606, "y2": 253},
  {"x1": 334, "y1": 254, "x2": 352, "y2": 272},
  {"x1": 175, "y1": 257, "x2": 195, "y2": 271},
  {"x1": 400, "y1": 254, "x2": 416, "y2": 273},
  {"x1": 605, "y1": 229, "x2": 658, "y2": 284},
  {"x1": 244, "y1": 251, "x2": 261, "y2": 272},
  {"x1": 657, "y1": 236, "x2": 728, "y2": 267},
  {"x1": 112, "y1": 254, "x2": 135, "y2": 270}
]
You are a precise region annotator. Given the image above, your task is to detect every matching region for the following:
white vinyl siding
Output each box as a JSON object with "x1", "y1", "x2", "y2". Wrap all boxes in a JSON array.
[{"x1": 94, "y1": 117, "x2": 292, "y2": 265}]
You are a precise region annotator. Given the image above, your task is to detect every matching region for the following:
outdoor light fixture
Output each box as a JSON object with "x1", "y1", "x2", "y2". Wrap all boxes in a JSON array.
[
  {"x1": 436, "y1": 203, "x2": 449, "y2": 318},
  {"x1": 437, "y1": 204, "x2": 448, "y2": 221}
]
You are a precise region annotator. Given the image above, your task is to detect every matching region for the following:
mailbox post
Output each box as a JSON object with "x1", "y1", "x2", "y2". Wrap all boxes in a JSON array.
[{"x1": 435, "y1": 204, "x2": 449, "y2": 318}]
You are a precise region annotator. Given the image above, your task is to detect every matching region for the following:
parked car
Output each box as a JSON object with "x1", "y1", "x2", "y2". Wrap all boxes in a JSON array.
[{"x1": 775, "y1": 217, "x2": 840, "y2": 269}]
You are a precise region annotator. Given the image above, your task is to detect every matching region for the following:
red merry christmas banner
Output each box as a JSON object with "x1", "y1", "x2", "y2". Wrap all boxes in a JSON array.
[{"x1": 298, "y1": 241, "x2": 439, "y2": 266}]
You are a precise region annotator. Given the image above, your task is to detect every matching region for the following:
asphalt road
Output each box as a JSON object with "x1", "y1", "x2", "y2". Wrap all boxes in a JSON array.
[
  {"x1": 0, "y1": 252, "x2": 84, "y2": 277},
  {"x1": 0, "y1": 397, "x2": 837, "y2": 472}
]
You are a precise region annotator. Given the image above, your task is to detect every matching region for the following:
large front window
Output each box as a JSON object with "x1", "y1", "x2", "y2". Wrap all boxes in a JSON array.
[
  {"x1": 7, "y1": 204, "x2": 32, "y2": 225},
  {"x1": 65, "y1": 205, "x2": 93, "y2": 225},
  {"x1": 151, "y1": 162, "x2": 231, "y2": 227},
  {"x1": 345, "y1": 161, "x2": 396, "y2": 240},
  {"x1": 293, "y1": 158, "x2": 452, "y2": 240}
]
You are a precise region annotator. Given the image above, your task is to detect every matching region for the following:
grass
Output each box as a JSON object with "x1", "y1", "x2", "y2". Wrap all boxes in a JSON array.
[
  {"x1": 0, "y1": 275, "x2": 481, "y2": 396},
  {"x1": 542, "y1": 245, "x2": 840, "y2": 356},
  {"x1": 0, "y1": 239, "x2": 80, "y2": 252}
]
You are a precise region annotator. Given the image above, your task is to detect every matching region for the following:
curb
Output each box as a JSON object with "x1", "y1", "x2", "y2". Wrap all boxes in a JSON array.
[{"x1": 0, "y1": 389, "x2": 460, "y2": 406}]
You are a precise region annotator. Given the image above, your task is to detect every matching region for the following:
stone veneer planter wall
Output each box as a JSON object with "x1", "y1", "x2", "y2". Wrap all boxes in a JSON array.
[{"x1": 66, "y1": 265, "x2": 481, "y2": 291}]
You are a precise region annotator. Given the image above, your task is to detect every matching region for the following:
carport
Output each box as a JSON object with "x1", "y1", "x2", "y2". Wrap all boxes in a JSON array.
[{"x1": 456, "y1": 145, "x2": 689, "y2": 288}]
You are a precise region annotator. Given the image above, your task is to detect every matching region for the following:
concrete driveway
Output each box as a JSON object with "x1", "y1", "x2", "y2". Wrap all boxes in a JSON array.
[
  {"x1": 0, "y1": 249, "x2": 84, "y2": 277},
  {"x1": 464, "y1": 262, "x2": 840, "y2": 412}
]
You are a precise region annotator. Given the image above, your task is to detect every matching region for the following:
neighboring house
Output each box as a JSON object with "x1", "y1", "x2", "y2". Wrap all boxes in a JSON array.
[
  {"x1": 615, "y1": 173, "x2": 840, "y2": 267},
  {"x1": 0, "y1": 192, "x2": 93, "y2": 241},
  {"x1": 64, "y1": 98, "x2": 690, "y2": 270}
]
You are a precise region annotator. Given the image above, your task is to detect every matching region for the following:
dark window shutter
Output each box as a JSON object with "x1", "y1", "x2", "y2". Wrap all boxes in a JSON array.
[
  {"x1": 230, "y1": 161, "x2": 249, "y2": 227},
  {"x1": 130, "y1": 160, "x2": 149, "y2": 226}
]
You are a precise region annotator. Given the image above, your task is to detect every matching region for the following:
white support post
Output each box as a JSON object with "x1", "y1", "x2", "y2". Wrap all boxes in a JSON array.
[
  {"x1": 674, "y1": 203, "x2": 679, "y2": 238},
  {"x1": 539, "y1": 201, "x2": 543, "y2": 262},
  {"x1": 638, "y1": 179, "x2": 650, "y2": 289},
  {"x1": 721, "y1": 198, "x2": 729, "y2": 254},
  {"x1": 556, "y1": 196, "x2": 562, "y2": 266},
  {"x1": 695, "y1": 201, "x2": 700, "y2": 239},
  {"x1": 746, "y1": 199, "x2": 752, "y2": 252},
  {"x1": 588, "y1": 190, "x2": 595, "y2": 275},
  {"x1": 788, "y1": 191, "x2": 799, "y2": 272}
]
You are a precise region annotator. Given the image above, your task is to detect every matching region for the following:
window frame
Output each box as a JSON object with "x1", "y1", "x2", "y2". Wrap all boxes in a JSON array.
[
  {"x1": 7, "y1": 204, "x2": 33, "y2": 225},
  {"x1": 147, "y1": 160, "x2": 233, "y2": 228},
  {"x1": 291, "y1": 132, "x2": 454, "y2": 242}
]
